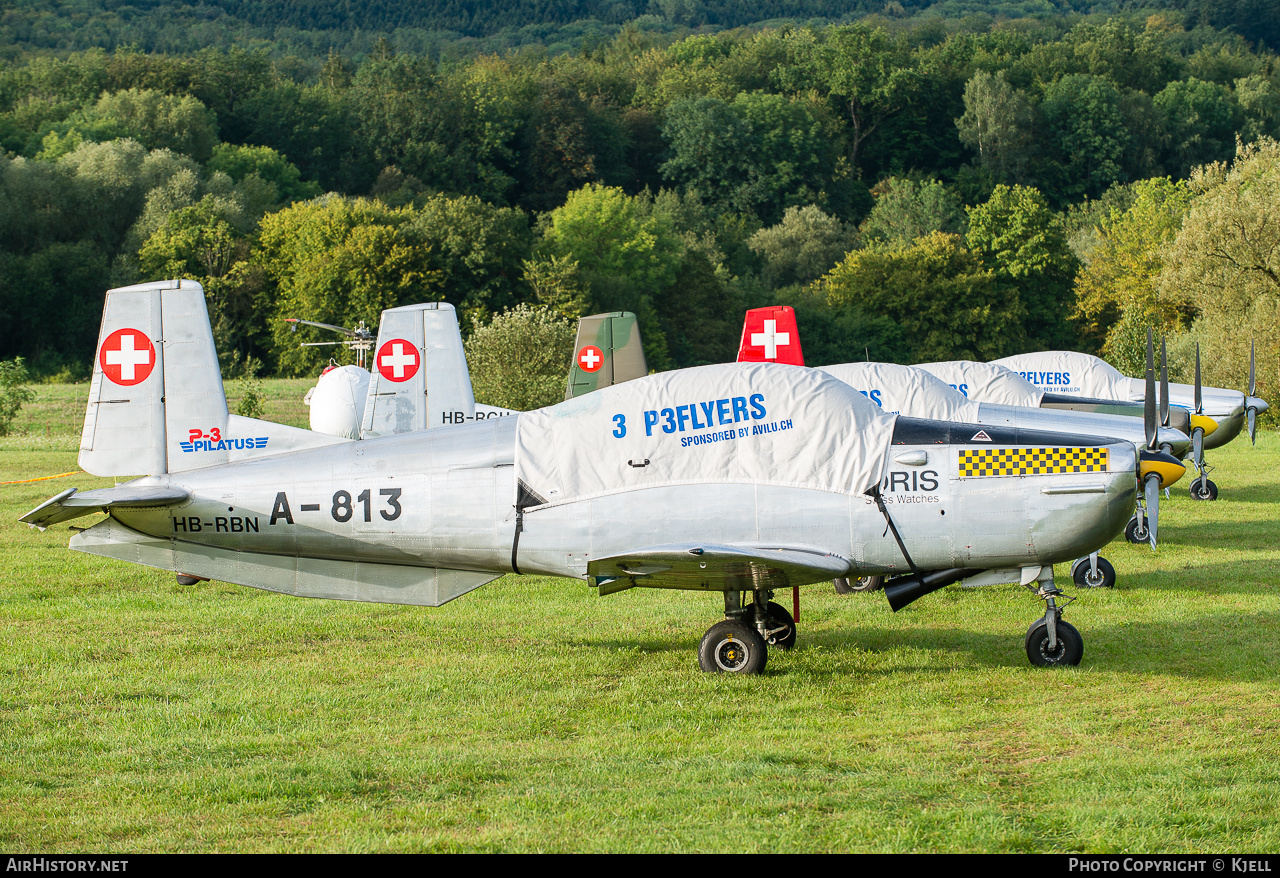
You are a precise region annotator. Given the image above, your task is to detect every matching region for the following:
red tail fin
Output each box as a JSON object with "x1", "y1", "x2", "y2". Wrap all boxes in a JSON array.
[{"x1": 737, "y1": 306, "x2": 804, "y2": 366}]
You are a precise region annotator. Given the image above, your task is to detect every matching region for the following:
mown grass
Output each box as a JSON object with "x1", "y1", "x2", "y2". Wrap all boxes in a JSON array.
[{"x1": 1, "y1": 386, "x2": 1278, "y2": 852}]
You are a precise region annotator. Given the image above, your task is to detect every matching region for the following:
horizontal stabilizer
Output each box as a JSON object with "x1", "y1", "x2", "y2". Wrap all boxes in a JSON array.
[
  {"x1": 71, "y1": 517, "x2": 498, "y2": 607},
  {"x1": 587, "y1": 542, "x2": 848, "y2": 594},
  {"x1": 20, "y1": 485, "x2": 190, "y2": 529}
]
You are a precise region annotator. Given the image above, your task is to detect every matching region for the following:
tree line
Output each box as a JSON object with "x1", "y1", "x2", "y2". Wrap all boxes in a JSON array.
[{"x1": 0, "y1": 11, "x2": 1277, "y2": 405}]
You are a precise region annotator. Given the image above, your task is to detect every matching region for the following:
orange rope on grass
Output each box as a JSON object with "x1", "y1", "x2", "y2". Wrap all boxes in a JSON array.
[{"x1": 0, "y1": 470, "x2": 82, "y2": 485}]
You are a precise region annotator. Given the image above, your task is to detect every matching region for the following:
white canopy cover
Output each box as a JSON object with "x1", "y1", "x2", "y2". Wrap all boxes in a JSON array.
[
  {"x1": 915, "y1": 361, "x2": 1045, "y2": 408},
  {"x1": 514, "y1": 362, "x2": 897, "y2": 509},
  {"x1": 819, "y1": 362, "x2": 981, "y2": 422},
  {"x1": 993, "y1": 352, "x2": 1137, "y2": 400}
]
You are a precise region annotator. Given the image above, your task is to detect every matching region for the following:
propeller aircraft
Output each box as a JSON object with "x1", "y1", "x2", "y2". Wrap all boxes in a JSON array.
[
  {"x1": 994, "y1": 345, "x2": 1268, "y2": 501},
  {"x1": 22, "y1": 279, "x2": 1152, "y2": 673}
]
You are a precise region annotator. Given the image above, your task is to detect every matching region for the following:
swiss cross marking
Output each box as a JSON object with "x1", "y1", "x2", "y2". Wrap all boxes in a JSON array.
[
  {"x1": 376, "y1": 339, "x2": 420, "y2": 383},
  {"x1": 99, "y1": 328, "x2": 156, "y2": 386},
  {"x1": 751, "y1": 319, "x2": 790, "y2": 360},
  {"x1": 578, "y1": 345, "x2": 604, "y2": 373}
]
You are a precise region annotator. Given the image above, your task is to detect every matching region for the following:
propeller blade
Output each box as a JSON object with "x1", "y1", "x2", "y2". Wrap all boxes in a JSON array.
[
  {"x1": 1144, "y1": 328, "x2": 1157, "y2": 450},
  {"x1": 1249, "y1": 407, "x2": 1258, "y2": 445},
  {"x1": 1192, "y1": 429, "x2": 1204, "y2": 474},
  {"x1": 1250, "y1": 339, "x2": 1257, "y2": 398},
  {"x1": 1195, "y1": 344, "x2": 1203, "y2": 414},
  {"x1": 1145, "y1": 475, "x2": 1161, "y2": 549},
  {"x1": 1160, "y1": 335, "x2": 1170, "y2": 427}
]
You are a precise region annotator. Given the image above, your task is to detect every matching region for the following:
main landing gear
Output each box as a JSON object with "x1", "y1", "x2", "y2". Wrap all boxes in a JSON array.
[
  {"x1": 1071, "y1": 553, "x2": 1115, "y2": 589},
  {"x1": 698, "y1": 590, "x2": 795, "y2": 674},
  {"x1": 1124, "y1": 516, "x2": 1150, "y2": 544},
  {"x1": 833, "y1": 575, "x2": 883, "y2": 594},
  {"x1": 1189, "y1": 476, "x2": 1218, "y2": 501}
]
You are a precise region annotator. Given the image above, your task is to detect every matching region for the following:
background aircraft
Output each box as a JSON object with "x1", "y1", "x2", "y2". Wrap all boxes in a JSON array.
[
  {"x1": 993, "y1": 347, "x2": 1268, "y2": 501},
  {"x1": 816, "y1": 360, "x2": 1186, "y2": 562},
  {"x1": 291, "y1": 302, "x2": 512, "y2": 440},
  {"x1": 565, "y1": 311, "x2": 647, "y2": 399},
  {"x1": 24, "y1": 279, "x2": 1145, "y2": 672}
]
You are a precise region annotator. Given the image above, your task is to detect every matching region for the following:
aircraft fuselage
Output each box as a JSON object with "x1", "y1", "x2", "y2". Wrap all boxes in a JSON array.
[{"x1": 91, "y1": 416, "x2": 1138, "y2": 597}]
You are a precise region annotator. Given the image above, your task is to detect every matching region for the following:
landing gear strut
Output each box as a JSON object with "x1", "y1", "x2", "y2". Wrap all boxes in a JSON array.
[{"x1": 697, "y1": 590, "x2": 795, "y2": 674}]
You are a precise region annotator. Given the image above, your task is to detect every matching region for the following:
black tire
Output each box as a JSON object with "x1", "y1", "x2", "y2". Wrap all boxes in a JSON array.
[
  {"x1": 698, "y1": 620, "x2": 768, "y2": 674},
  {"x1": 1024, "y1": 617, "x2": 1084, "y2": 667},
  {"x1": 1124, "y1": 516, "x2": 1150, "y2": 544},
  {"x1": 760, "y1": 601, "x2": 797, "y2": 650},
  {"x1": 834, "y1": 575, "x2": 883, "y2": 594},
  {"x1": 1073, "y1": 557, "x2": 1115, "y2": 589},
  {"x1": 1189, "y1": 477, "x2": 1219, "y2": 501}
]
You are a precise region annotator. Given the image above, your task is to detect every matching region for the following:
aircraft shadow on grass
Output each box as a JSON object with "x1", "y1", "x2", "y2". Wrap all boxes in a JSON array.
[{"x1": 584, "y1": 596, "x2": 1280, "y2": 682}]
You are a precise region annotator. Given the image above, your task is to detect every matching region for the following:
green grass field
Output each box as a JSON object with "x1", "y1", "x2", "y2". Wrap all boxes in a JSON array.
[{"x1": 2, "y1": 384, "x2": 1278, "y2": 852}]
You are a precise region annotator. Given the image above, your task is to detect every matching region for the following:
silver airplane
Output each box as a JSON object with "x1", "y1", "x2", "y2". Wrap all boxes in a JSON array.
[
  {"x1": 23, "y1": 280, "x2": 1149, "y2": 673},
  {"x1": 817, "y1": 361, "x2": 1187, "y2": 583},
  {"x1": 994, "y1": 346, "x2": 1268, "y2": 501}
]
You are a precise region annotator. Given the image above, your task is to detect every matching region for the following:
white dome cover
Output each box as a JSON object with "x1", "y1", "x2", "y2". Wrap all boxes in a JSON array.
[
  {"x1": 915, "y1": 360, "x2": 1045, "y2": 408},
  {"x1": 306, "y1": 365, "x2": 370, "y2": 439},
  {"x1": 819, "y1": 362, "x2": 981, "y2": 422},
  {"x1": 993, "y1": 351, "x2": 1135, "y2": 400}
]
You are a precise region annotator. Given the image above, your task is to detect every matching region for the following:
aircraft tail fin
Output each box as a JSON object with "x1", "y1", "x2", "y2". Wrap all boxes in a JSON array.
[
  {"x1": 737, "y1": 306, "x2": 804, "y2": 366},
  {"x1": 79, "y1": 279, "x2": 346, "y2": 478},
  {"x1": 361, "y1": 302, "x2": 477, "y2": 437},
  {"x1": 565, "y1": 312, "x2": 647, "y2": 400},
  {"x1": 80, "y1": 279, "x2": 223, "y2": 477}
]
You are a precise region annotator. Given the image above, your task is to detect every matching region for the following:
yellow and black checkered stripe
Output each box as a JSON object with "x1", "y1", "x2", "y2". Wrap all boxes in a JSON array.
[{"x1": 958, "y1": 447, "x2": 1109, "y2": 477}]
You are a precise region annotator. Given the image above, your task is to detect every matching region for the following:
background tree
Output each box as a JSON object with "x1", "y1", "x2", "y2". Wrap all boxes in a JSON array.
[
  {"x1": 820, "y1": 231, "x2": 1024, "y2": 363},
  {"x1": 1073, "y1": 176, "x2": 1195, "y2": 368},
  {"x1": 955, "y1": 70, "x2": 1035, "y2": 185},
  {"x1": 1038, "y1": 74, "x2": 1131, "y2": 204},
  {"x1": 1158, "y1": 137, "x2": 1280, "y2": 395},
  {"x1": 860, "y1": 176, "x2": 966, "y2": 249},
  {"x1": 259, "y1": 197, "x2": 444, "y2": 375},
  {"x1": 538, "y1": 182, "x2": 683, "y2": 368},
  {"x1": 747, "y1": 204, "x2": 858, "y2": 288},
  {"x1": 966, "y1": 184, "x2": 1079, "y2": 350},
  {"x1": 464, "y1": 304, "x2": 576, "y2": 411},
  {"x1": 1154, "y1": 77, "x2": 1240, "y2": 178}
]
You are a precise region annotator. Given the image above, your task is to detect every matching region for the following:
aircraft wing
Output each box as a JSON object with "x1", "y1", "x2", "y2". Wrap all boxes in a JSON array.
[
  {"x1": 20, "y1": 485, "x2": 190, "y2": 529},
  {"x1": 587, "y1": 543, "x2": 849, "y2": 595}
]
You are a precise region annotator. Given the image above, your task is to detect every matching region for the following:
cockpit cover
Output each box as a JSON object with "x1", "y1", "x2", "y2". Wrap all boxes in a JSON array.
[
  {"x1": 514, "y1": 362, "x2": 897, "y2": 509},
  {"x1": 819, "y1": 362, "x2": 981, "y2": 422},
  {"x1": 916, "y1": 361, "x2": 1045, "y2": 408},
  {"x1": 993, "y1": 352, "x2": 1137, "y2": 400}
]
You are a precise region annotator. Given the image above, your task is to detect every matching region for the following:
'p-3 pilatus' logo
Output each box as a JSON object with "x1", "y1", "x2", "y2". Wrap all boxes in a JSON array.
[{"x1": 180, "y1": 428, "x2": 269, "y2": 453}]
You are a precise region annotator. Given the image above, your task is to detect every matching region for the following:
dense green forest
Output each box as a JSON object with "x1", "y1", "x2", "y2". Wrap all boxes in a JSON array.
[{"x1": 1, "y1": 2, "x2": 1278, "y2": 403}]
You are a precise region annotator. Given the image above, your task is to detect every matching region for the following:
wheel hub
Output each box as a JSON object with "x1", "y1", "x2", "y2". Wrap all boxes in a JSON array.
[{"x1": 714, "y1": 637, "x2": 750, "y2": 671}]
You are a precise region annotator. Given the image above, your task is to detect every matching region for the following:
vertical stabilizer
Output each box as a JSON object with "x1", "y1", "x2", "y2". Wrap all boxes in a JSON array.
[
  {"x1": 361, "y1": 302, "x2": 476, "y2": 437},
  {"x1": 80, "y1": 279, "x2": 226, "y2": 477},
  {"x1": 737, "y1": 306, "x2": 805, "y2": 366},
  {"x1": 565, "y1": 312, "x2": 647, "y2": 400}
]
